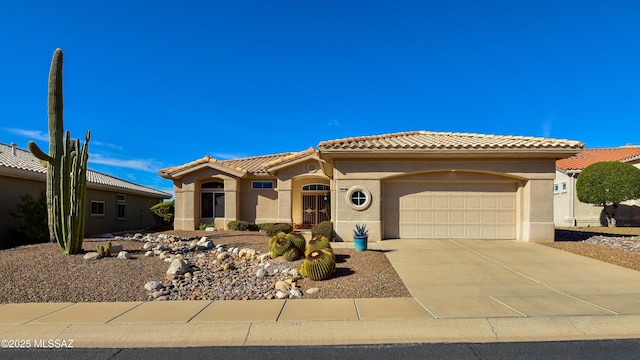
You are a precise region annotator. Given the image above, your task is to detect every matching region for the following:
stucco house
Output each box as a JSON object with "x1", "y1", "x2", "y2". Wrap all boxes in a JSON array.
[
  {"x1": 0, "y1": 142, "x2": 172, "y2": 238},
  {"x1": 160, "y1": 131, "x2": 582, "y2": 242},
  {"x1": 554, "y1": 146, "x2": 640, "y2": 227}
]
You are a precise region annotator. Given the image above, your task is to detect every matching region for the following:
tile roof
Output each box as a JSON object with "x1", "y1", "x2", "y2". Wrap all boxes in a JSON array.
[
  {"x1": 556, "y1": 146, "x2": 640, "y2": 172},
  {"x1": 159, "y1": 151, "x2": 300, "y2": 177},
  {"x1": 261, "y1": 147, "x2": 316, "y2": 169},
  {"x1": 0, "y1": 142, "x2": 171, "y2": 198},
  {"x1": 318, "y1": 131, "x2": 583, "y2": 151}
]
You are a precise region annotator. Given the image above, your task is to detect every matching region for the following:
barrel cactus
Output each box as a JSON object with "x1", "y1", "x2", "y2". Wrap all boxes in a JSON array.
[
  {"x1": 287, "y1": 232, "x2": 306, "y2": 252},
  {"x1": 300, "y1": 248, "x2": 336, "y2": 281},
  {"x1": 28, "y1": 48, "x2": 90, "y2": 255},
  {"x1": 305, "y1": 235, "x2": 330, "y2": 256},
  {"x1": 283, "y1": 247, "x2": 302, "y2": 261}
]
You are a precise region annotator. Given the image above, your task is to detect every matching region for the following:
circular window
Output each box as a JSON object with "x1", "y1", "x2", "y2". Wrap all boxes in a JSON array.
[{"x1": 346, "y1": 186, "x2": 371, "y2": 210}]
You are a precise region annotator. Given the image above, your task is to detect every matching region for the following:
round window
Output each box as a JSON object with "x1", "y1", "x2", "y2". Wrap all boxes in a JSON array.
[{"x1": 346, "y1": 186, "x2": 371, "y2": 210}]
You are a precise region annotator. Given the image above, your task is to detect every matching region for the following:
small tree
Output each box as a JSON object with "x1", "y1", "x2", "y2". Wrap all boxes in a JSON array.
[
  {"x1": 3, "y1": 191, "x2": 49, "y2": 249},
  {"x1": 576, "y1": 161, "x2": 640, "y2": 227}
]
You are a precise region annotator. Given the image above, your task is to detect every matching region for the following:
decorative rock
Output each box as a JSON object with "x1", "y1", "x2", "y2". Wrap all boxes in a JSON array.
[
  {"x1": 167, "y1": 259, "x2": 188, "y2": 279},
  {"x1": 111, "y1": 244, "x2": 123, "y2": 253},
  {"x1": 83, "y1": 252, "x2": 100, "y2": 260},
  {"x1": 205, "y1": 227, "x2": 215, "y2": 231},
  {"x1": 144, "y1": 281, "x2": 163, "y2": 291},
  {"x1": 306, "y1": 288, "x2": 320, "y2": 294},
  {"x1": 275, "y1": 280, "x2": 289, "y2": 292},
  {"x1": 275, "y1": 291, "x2": 288, "y2": 299},
  {"x1": 290, "y1": 288, "x2": 303, "y2": 298},
  {"x1": 117, "y1": 251, "x2": 132, "y2": 259},
  {"x1": 145, "y1": 251, "x2": 154, "y2": 257},
  {"x1": 256, "y1": 268, "x2": 267, "y2": 278}
]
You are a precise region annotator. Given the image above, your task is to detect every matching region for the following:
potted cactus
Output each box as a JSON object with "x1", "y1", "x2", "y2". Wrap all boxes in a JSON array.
[{"x1": 353, "y1": 224, "x2": 369, "y2": 252}]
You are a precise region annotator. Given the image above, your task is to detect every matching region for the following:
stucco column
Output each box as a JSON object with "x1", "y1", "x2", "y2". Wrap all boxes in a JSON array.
[
  {"x1": 174, "y1": 180, "x2": 197, "y2": 230},
  {"x1": 276, "y1": 179, "x2": 293, "y2": 223},
  {"x1": 523, "y1": 178, "x2": 555, "y2": 242},
  {"x1": 221, "y1": 178, "x2": 239, "y2": 229}
]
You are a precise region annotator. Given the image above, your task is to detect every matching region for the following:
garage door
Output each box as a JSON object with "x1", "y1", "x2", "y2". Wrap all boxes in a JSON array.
[{"x1": 384, "y1": 182, "x2": 516, "y2": 239}]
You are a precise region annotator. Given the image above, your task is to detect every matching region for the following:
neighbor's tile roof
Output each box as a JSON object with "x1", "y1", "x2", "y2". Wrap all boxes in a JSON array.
[
  {"x1": 0, "y1": 142, "x2": 171, "y2": 198},
  {"x1": 556, "y1": 147, "x2": 640, "y2": 172},
  {"x1": 318, "y1": 131, "x2": 583, "y2": 151}
]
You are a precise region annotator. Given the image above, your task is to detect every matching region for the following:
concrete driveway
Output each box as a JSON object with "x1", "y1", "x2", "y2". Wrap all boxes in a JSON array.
[{"x1": 379, "y1": 240, "x2": 640, "y2": 319}]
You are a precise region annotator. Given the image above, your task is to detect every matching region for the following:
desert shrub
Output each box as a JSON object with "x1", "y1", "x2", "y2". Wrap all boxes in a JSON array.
[
  {"x1": 263, "y1": 223, "x2": 294, "y2": 237},
  {"x1": 257, "y1": 223, "x2": 275, "y2": 231},
  {"x1": 2, "y1": 191, "x2": 48, "y2": 249},
  {"x1": 199, "y1": 223, "x2": 216, "y2": 230},
  {"x1": 311, "y1": 221, "x2": 335, "y2": 241},
  {"x1": 149, "y1": 200, "x2": 175, "y2": 229},
  {"x1": 227, "y1": 220, "x2": 259, "y2": 231}
]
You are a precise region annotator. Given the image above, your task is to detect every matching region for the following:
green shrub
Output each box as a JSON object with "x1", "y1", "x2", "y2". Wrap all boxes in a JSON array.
[
  {"x1": 2, "y1": 191, "x2": 49, "y2": 249},
  {"x1": 263, "y1": 223, "x2": 294, "y2": 237},
  {"x1": 227, "y1": 220, "x2": 259, "y2": 231},
  {"x1": 577, "y1": 161, "x2": 640, "y2": 226},
  {"x1": 311, "y1": 221, "x2": 335, "y2": 241},
  {"x1": 257, "y1": 223, "x2": 275, "y2": 231},
  {"x1": 149, "y1": 200, "x2": 175, "y2": 229},
  {"x1": 199, "y1": 223, "x2": 216, "y2": 230}
]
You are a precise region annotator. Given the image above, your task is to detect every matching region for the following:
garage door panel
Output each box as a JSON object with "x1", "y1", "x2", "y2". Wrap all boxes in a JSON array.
[{"x1": 385, "y1": 181, "x2": 516, "y2": 240}]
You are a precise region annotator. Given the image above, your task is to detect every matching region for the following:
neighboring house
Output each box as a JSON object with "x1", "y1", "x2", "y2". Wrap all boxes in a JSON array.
[
  {"x1": 554, "y1": 146, "x2": 640, "y2": 227},
  {"x1": 160, "y1": 131, "x2": 582, "y2": 242},
  {"x1": 0, "y1": 142, "x2": 172, "y2": 238}
]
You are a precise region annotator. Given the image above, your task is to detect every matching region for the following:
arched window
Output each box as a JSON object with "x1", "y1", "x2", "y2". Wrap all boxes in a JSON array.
[{"x1": 302, "y1": 184, "x2": 330, "y2": 191}]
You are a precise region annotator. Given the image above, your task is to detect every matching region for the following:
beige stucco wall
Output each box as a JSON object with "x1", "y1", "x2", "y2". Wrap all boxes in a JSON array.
[
  {"x1": 0, "y1": 174, "x2": 164, "y2": 242},
  {"x1": 84, "y1": 189, "x2": 163, "y2": 236},
  {"x1": 329, "y1": 158, "x2": 557, "y2": 242},
  {"x1": 171, "y1": 167, "x2": 239, "y2": 230}
]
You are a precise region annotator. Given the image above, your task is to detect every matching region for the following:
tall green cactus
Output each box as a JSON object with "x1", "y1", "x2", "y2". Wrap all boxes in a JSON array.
[{"x1": 28, "y1": 48, "x2": 90, "y2": 255}]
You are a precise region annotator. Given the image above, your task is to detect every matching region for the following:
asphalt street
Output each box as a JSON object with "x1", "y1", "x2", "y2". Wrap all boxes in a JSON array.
[{"x1": 3, "y1": 339, "x2": 640, "y2": 360}]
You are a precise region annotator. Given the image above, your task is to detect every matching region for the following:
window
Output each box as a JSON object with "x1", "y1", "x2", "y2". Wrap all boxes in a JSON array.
[
  {"x1": 346, "y1": 186, "x2": 371, "y2": 210},
  {"x1": 201, "y1": 181, "x2": 225, "y2": 219},
  {"x1": 553, "y1": 183, "x2": 559, "y2": 194},
  {"x1": 561, "y1": 182, "x2": 567, "y2": 192},
  {"x1": 303, "y1": 184, "x2": 330, "y2": 191},
  {"x1": 252, "y1": 181, "x2": 274, "y2": 189},
  {"x1": 201, "y1": 192, "x2": 225, "y2": 218},
  {"x1": 202, "y1": 181, "x2": 224, "y2": 189},
  {"x1": 351, "y1": 190, "x2": 367, "y2": 206},
  {"x1": 117, "y1": 193, "x2": 126, "y2": 220},
  {"x1": 91, "y1": 201, "x2": 105, "y2": 216}
]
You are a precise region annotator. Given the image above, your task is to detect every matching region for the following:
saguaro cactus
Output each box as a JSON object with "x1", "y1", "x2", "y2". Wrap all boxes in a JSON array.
[{"x1": 28, "y1": 48, "x2": 90, "y2": 255}]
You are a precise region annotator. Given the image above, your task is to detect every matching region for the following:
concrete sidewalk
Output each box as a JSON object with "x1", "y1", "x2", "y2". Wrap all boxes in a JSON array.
[{"x1": 1, "y1": 240, "x2": 640, "y2": 348}]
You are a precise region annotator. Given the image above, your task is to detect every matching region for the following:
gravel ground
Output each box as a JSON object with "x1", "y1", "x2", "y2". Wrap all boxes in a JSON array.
[
  {"x1": 2, "y1": 227, "x2": 640, "y2": 304},
  {"x1": 0, "y1": 230, "x2": 410, "y2": 303}
]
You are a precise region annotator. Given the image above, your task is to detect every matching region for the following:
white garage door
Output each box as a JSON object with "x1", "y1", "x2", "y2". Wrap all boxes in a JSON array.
[{"x1": 384, "y1": 182, "x2": 516, "y2": 239}]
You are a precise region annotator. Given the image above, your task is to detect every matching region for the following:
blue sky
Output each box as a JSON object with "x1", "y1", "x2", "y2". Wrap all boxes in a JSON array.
[{"x1": 1, "y1": 1, "x2": 639, "y2": 196}]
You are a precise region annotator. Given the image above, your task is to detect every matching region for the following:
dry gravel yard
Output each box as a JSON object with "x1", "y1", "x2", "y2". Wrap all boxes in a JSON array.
[
  {"x1": 1, "y1": 227, "x2": 640, "y2": 303},
  {"x1": 0, "y1": 230, "x2": 410, "y2": 303}
]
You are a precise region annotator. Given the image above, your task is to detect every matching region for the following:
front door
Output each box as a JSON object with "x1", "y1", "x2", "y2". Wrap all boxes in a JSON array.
[{"x1": 302, "y1": 194, "x2": 329, "y2": 226}]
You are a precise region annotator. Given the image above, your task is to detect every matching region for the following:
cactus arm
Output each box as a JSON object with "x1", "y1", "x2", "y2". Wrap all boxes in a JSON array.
[{"x1": 27, "y1": 141, "x2": 53, "y2": 163}]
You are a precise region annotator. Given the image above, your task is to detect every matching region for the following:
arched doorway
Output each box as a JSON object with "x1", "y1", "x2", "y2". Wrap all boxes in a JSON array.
[{"x1": 301, "y1": 183, "x2": 330, "y2": 227}]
